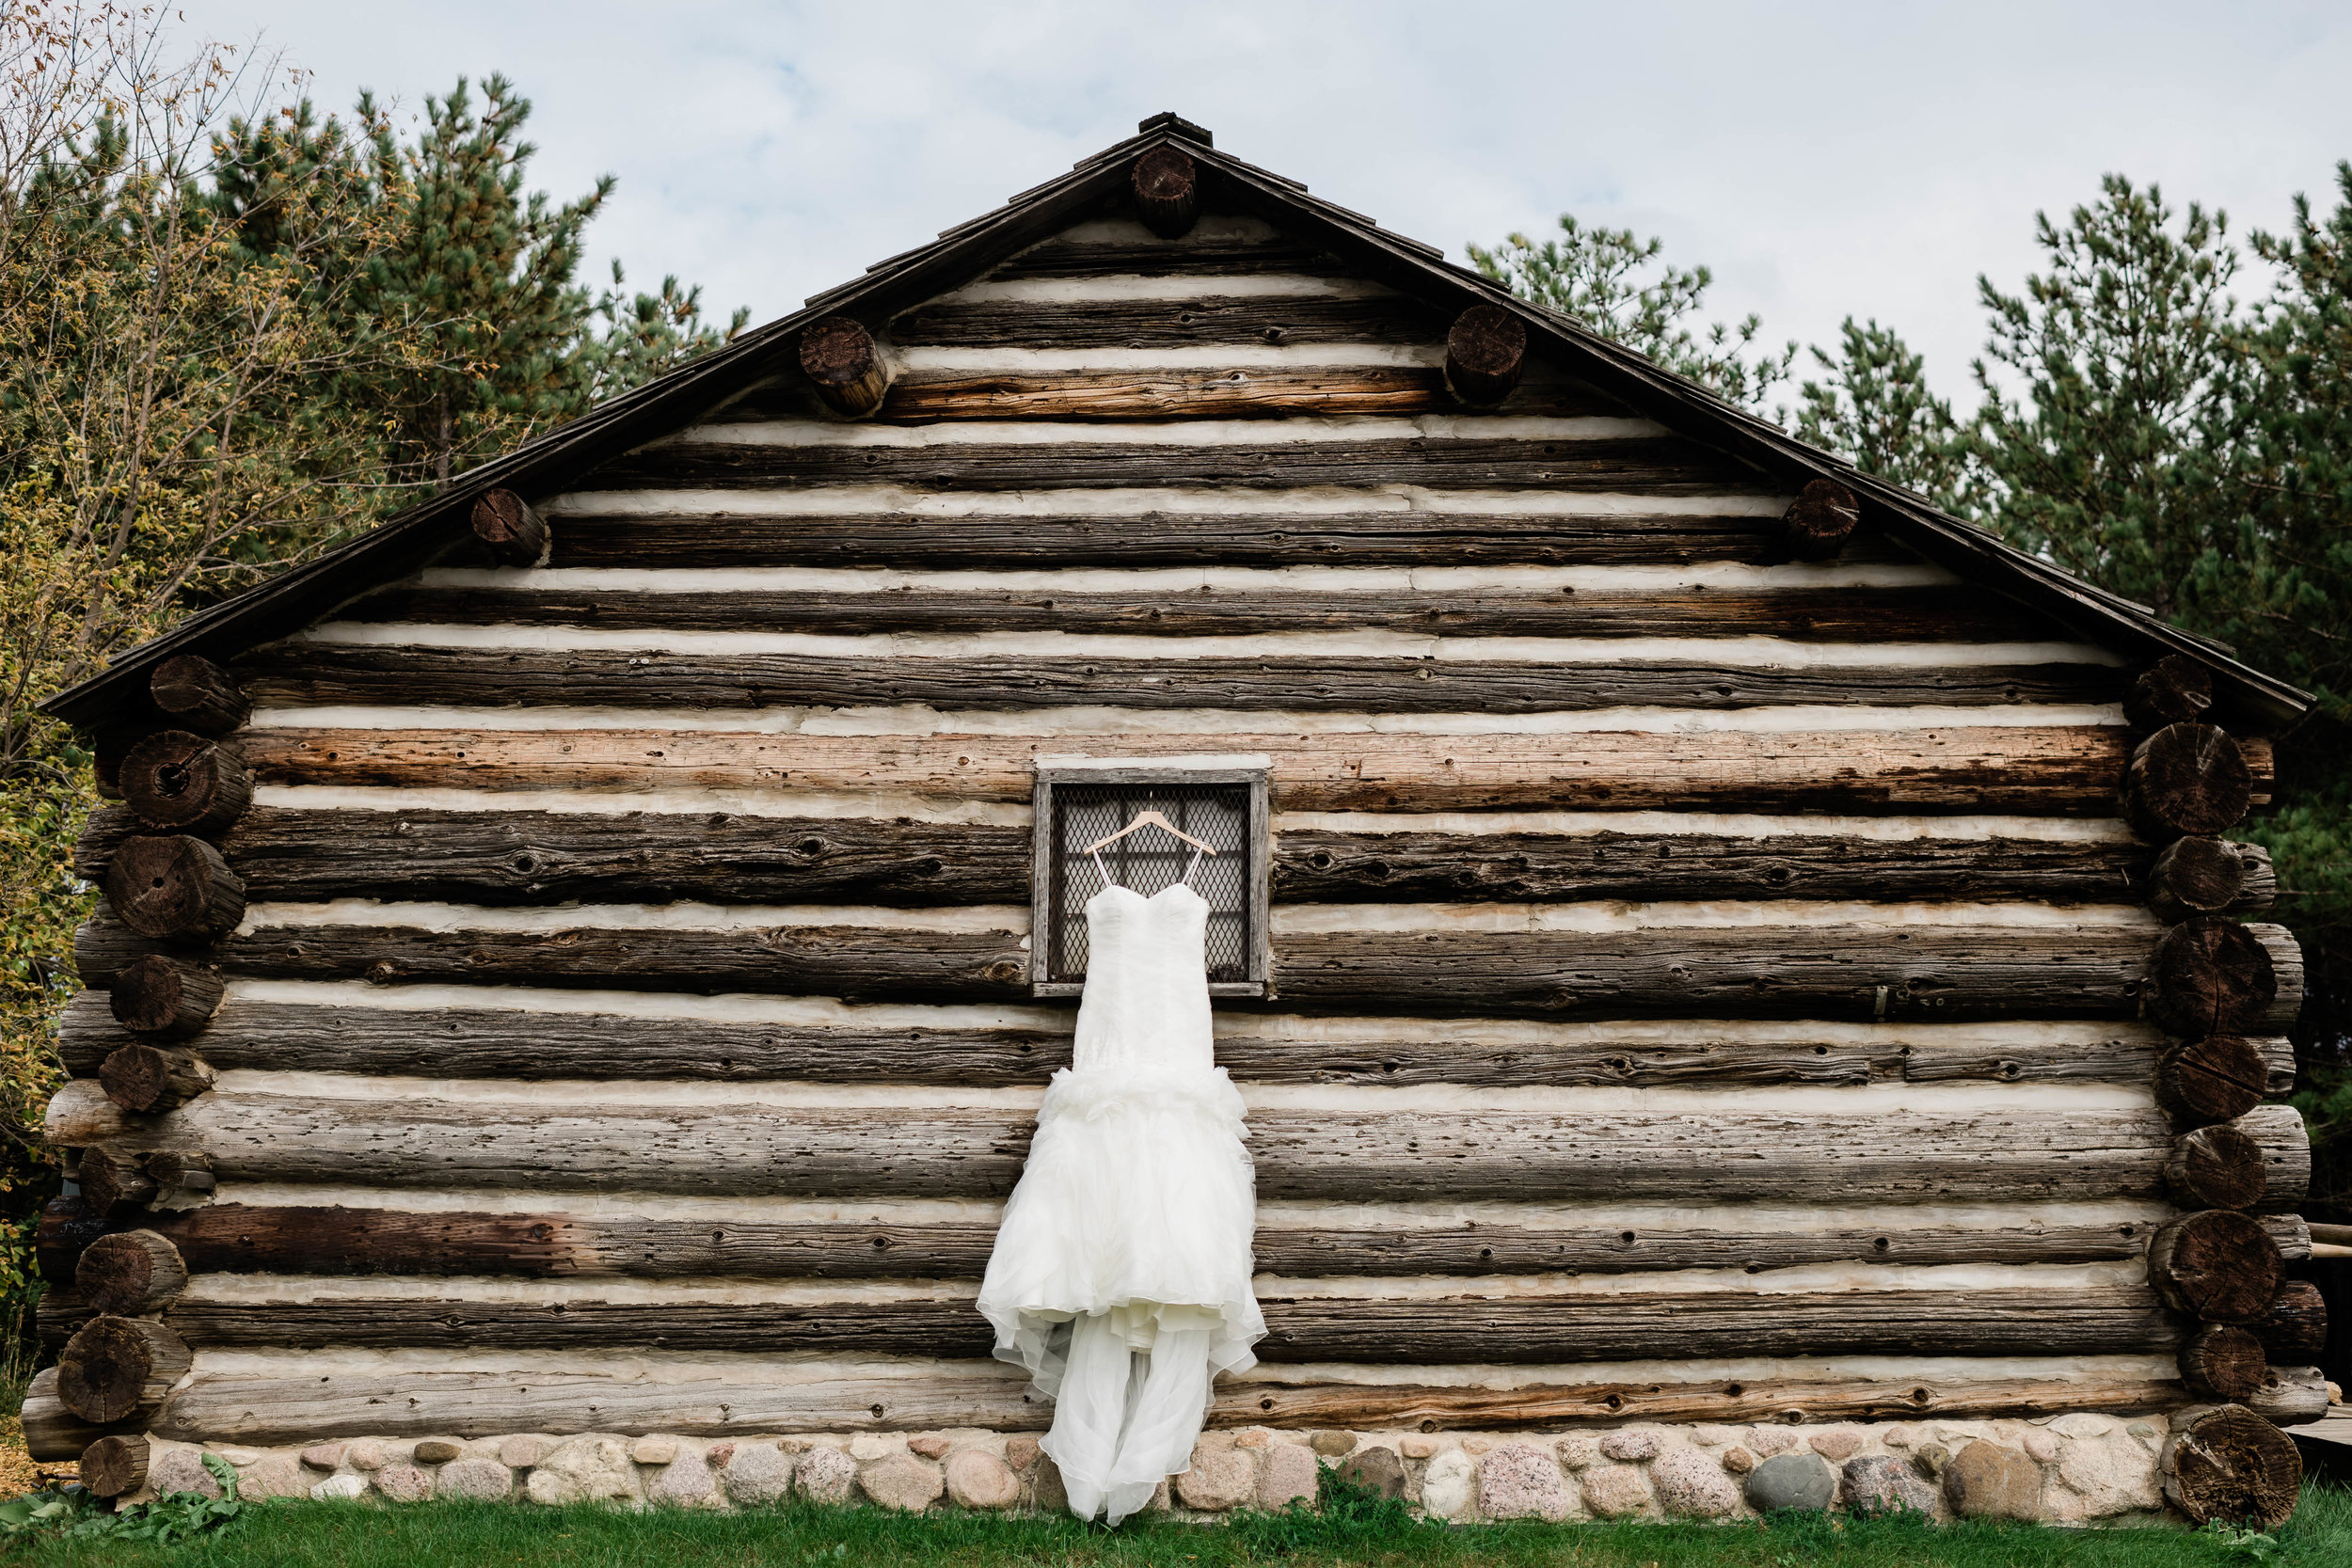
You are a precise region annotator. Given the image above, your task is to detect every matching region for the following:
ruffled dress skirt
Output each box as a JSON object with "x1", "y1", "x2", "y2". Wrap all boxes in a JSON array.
[{"x1": 977, "y1": 1063, "x2": 1264, "y2": 1523}]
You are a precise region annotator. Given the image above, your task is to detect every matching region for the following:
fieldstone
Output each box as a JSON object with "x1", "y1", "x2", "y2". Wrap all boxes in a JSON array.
[
  {"x1": 2022, "y1": 1431, "x2": 2060, "y2": 1463},
  {"x1": 946, "y1": 1449, "x2": 1020, "y2": 1510},
  {"x1": 311, "y1": 1473, "x2": 368, "y2": 1501},
  {"x1": 345, "y1": 1438, "x2": 387, "y2": 1472},
  {"x1": 849, "y1": 1433, "x2": 894, "y2": 1461},
  {"x1": 1842, "y1": 1455, "x2": 1937, "y2": 1516},
  {"x1": 2051, "y1": 1414, "x2": 2112, "y2": 1439},
  {"x1": 1692, "y1": 1424, "x2": 1740, "y2": 1447},
  {"x1": 1652, "y1": 1449, "x2": 1740, "y2": 1519},
  {"x1": 149, "y1": 1448, "x2": 222, "y2": 1498},
  {"x1": 1808, "y1": 1429, "x2": 1864, "y2": 1462},
  {"x1": 1420, "y1": 1450, "x2": 1474, "y2": 1519},
  {"x1": 438, "y1": 1458, "x2": 514, "y2": 1501},
  {"x1": 1599, "y1": 1429, "x2": 1661, "y2": 1463},
  {"x1": 1310, "y1": 1430, "x2": 1356, "y2": 1457},
  {"x1": 1915, "y1": 1444, "x2": 1950, "y2": 1478},
  {"x1": 797, "y1": 1448, "x2": 858, "y2": 1505},
  {"x1": 1475, "y1": 1442, "x2": 1569, "y2": 1521},
  {"x1": 1579, "y1": 1464, "x2": 1655, "y2": 1520},
  {"x1": 1723, "y1": 1447, "x2": 1756, "y2": 1475},
  {"x1": 239, "y1": 1454, "x2": 307, "y2": 1500},
  {"x1": 1338, "y1": 1446, "x2": 1406, "y2": 1499},
  {"x1": 1744, "y1": 1427, "x2": 1797, "y2": 1458},
  {"x1": 1555, "y1": 1436, "x2": 1599, "y2": 1471},
  {"x1": 1031, "y1": 1456, "x2": 1070, "y2": 1514},
  {"x1": 861, "y1": 1452, "x2": 943, "y2": 1512},
  {"x1": 413, "y1": 1439, "x2": 464, "y2": 1465},
  {"x1": 1258, "y1": 1444, "x2": 1319, "y2": 1509},
  {"x1": 500, "y1": 1435, "x2": 548, "y2": 1469},
  {"x1": 723, "y1": 1444, "x2": 793, "y2": 1506},
  {"x1": 1881, "y1": 1426, "x2": 1918, "y2": 1449},
  {"x1": 1175, "y1": 1444, "x2": 1255, "y2": 1511},
  {"x1": 300, "y1": 1442, "x2": 347, "y2": 1470},
  {"x1": 1942, "y1": 1441, "x2": 2042, "y2": 1520},
  {"x1": 629, "y1": 1435, "x2": 679, "y2": 1466},
  {"x1": 374, "y1": 1464, "x2": 434, "y2": 1503},
  {"x1": 1005, "y1": 1436, "x2": 1040, "y2": 1471},
  {"x1": 1400, "y1": 1434, "x2": 1439, "y2": 1460},
  {"x1": 779, "y1": 1438, "x2": 814, "y2": 1454},
  {"x1": 2127, "y1": 1422, "x2": 2160, "y2": 1442},
  {"x1": 2054, "y1": 1433, "x2": 2160, "y2": 1517},
  {"x1": 1462, "y1": 1436, "x2": 1494, "y2": 1456},
  {"x1": 1744, "y1": 1452, "x2": 1836, "y2": 1513},
  {"x1": 526, "y1": 1438, "x2": 641, "y2": 1506},
  {"x1": 1232, "y1": 1427, "x2": 1273, "y2": 1449},
  {"x1": 208, "y1": 1446, "x2": 262, "y2": 1466},
  {"x1": 1145, "y1": 1480, "x2": 1173, "y2": 1514},
  {"x1": 908, "y1": 1435, "x2": 951, "y2": 1460},
  {"x1": 649, "y1": 1452, "x2": 720, "y2": 1508}
]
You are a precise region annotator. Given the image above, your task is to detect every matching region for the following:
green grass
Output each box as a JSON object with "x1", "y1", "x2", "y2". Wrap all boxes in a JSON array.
[{"x1": 3, "y1": 1479, "x2": 2347, "y2": 1568}]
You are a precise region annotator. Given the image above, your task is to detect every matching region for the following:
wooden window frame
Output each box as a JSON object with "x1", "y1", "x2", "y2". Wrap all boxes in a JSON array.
[{"x1": 1029, "y1": 761, "x2": 1272, "y2": 1000}]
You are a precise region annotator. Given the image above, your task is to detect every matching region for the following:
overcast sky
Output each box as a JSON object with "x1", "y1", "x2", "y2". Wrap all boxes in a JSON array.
[{"x1": 194, "y1": 2, "x2": 2352, "y2": 409}]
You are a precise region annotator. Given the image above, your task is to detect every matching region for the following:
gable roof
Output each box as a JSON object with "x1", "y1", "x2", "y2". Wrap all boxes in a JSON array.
[{"x1": 42, "y1": 111, "x2": 2313, "y2": 736}]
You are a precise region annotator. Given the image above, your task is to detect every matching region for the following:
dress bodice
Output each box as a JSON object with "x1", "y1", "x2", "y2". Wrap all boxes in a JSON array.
[{"x1": 1069, "y1": 882, "x2": 1215, "y2": 1075}]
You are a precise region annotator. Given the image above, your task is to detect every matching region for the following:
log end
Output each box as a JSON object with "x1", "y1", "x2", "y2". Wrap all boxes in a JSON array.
[
  {"x1": 118, "y1": 731, "x2": 250, "y2": 834},
  {"x1": 1131, "y1": 146, "x2": 1200, "y2": 240},
  {"x1": 1784, "y1": 477, "x2": 1862, "y2": 562},
  {"x1": 81, "y1": 1433, "x2": 151, "y2": 1498},
  {"x1": 102, "y1": 835, "x2": 246, "y2": 942},
  {"x1": 2126, "y1": 653, "x2": 2216, "y2": 733},
  {"x1": 2126, "y1": 723, "x2": 2252, "y2": 842},
  {"x1": 469, "y1": 489, "x2": 548, "y2": 568},
  {"x1": 108, "y1": 955, "x2": 224, "y2": 1038},
  {"x1": 798, "y1": 317, "x2": 892, "y2": 418},
  {"x1": 2161, "y1": 1404, "x2": 2301, "y2": 1527},
  {"x1": 1444, "y1": 307, "x2": 1529, "y2": 407},
  {"x1": 148, "y1": 655, "x2": 250, "y2": 736}
]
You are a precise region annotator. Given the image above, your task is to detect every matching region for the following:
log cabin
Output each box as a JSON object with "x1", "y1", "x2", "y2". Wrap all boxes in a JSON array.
[{"x1": 25, "y1": 114, "x2": 2326, "y2": 1527}]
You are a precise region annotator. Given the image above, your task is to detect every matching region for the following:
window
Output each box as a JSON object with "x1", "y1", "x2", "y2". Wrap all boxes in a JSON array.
[{"x1": 1030, "y1": 762, "x2": 1271, "y2": 998}]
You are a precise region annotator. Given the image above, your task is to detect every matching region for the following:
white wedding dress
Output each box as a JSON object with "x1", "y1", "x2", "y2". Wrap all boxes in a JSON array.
[{"x1": 977, "y1": 866, "x2": 1264, "y2": 1524}]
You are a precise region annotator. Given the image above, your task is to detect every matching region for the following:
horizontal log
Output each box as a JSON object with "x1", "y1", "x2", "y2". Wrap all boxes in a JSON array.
[
  {"x1": 74, "y1": 911, "x2": 2244, "y2": 1022},
  {"x1": 981, "y1": 233, "x2": 1349, "y2": 279},
  {"x1": 49, "y1": 1082, "x2": 2313, "y2": 1206},
  {"x1": 58, "y1": 1288, "x2": 2180, "y2": 1365},
  {"x1": 244, "y1": 725, "x2": 2200, "y2": 817},
  {"x1": 885, "y1": 292, "x2": 1454, "y2": 349},
  {"x1": 723, "y1": 366, "x2": 1618, "y2": 423},
  {"x1": 150, "y1": 1366, "x2": 2185, "y2": 1445},
  {"x1": 148, "y1": 654, "x2": 249, "y2": 736},
  {"x1": 77, "y1": 805, "x2": 2216, "y2": 911},
  {"x1": 60, "y1": 992, "x2": 2266, "y2": 1091},
  {"x1": 338, "y1": 581, "x2": 2056, "y2": 642},
  {"x1": 131, "y1": 1202, "x2": 2173, "y2": 1282},
  {"x1": 232, "y1": 645, "x2": 2122, "y2": 715},
  {"x1": 546, "y1": 511, "x2": 1907, "y2": 571},
  {"x1": 582, "y1": 434, "x2": 1769, "y2": 498},
  {"x1": 20, "y1": 1369, "x2": 110, "y2": 1461}
]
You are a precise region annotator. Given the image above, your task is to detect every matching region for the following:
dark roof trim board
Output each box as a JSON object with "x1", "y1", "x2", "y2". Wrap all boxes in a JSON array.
[{"x1": 43, "y1": 116, "x2": 2312, "y2": 736}]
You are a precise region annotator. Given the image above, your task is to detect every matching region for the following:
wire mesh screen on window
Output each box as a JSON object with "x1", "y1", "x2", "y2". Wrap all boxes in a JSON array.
[{"x1": 1048, "y1": 782, "x2": 1251, "y2": 985}]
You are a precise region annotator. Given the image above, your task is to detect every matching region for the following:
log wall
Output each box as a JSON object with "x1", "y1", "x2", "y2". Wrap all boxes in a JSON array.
[{"x1": 45, "y1": 205, "x2": 2314, "y2": 1455}]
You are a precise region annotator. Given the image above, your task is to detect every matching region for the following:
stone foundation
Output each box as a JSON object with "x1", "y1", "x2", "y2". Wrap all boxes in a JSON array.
[{"x1": 129, "y1": 1415, "x2": 2179, "y2": 1526}]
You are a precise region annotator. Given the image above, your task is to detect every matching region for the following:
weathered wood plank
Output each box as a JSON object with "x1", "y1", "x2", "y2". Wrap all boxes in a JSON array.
[
  {"x1": 886, "y1": 293, "x2": 1452, "y2": 349},
  {"x1": 126, "y1": 1202, "x2": 2171, "y2": 1281},
  {"x1": 50, "y1": 1083, "x2": 2313, "y2": 1206},
  {"x1": 232, "y1": 645, "x2": 2123, "y2": 715},
  {"x1": 714, "y1": 368, "x2": 1621, "y2": 424},
  {"x1": 981, "y1": 234, "x2": 1348, "y2": 278},
  {"x1": 338, "y1": 582, "x2": 2056, "y2": 642},
  {"x1": 78, "y1": 806, "x2": 2254, "y2": 911},
  {"x1": 72, "y1": 911, "x2": 2238, "y2": 1022},
  {"x1": 150, "y1": 1366, "x2": 2184, "y2": 1444},
  {"x1": 48, "y1": 1289, "x2": 2180, "y2": 1364},
  {"x1": 61, "y1": 992, "x2": 2245, "y2": 1090},
  {"x1": 546, "y1": 510, "x2": 1906, "y2": 570},
  {"x1": 245, "y1": 725, "x2": 2212, "y2": 816}
]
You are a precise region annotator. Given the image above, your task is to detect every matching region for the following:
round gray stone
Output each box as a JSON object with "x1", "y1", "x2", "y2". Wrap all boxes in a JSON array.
[{"x1": 1744, "y1": 1451, "x2": 1836, "y2": 1513}]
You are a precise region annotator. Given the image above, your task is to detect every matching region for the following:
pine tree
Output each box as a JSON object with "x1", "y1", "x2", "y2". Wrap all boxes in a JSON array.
[
  {"x1": 356, "y1": 75, "x2": 612, "y2": 487},
  {"x1": 1963, "y1": 177, "x2": 2249, "y2": 623},
  {"x1": 1468, "y1": 214, "x2": 1796, "y2": 413},
  {"x1": 1791, "y1": 317, "x2": 1966, "y2": 509},
  {"x1": 581, "y1": 260, "x2": 748, "y2": 400}
]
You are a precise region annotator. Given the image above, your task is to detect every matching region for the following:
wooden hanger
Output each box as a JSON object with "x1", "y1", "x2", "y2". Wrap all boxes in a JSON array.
[{"x1": 1082, "y1": 809, "x2": 1217, "y2": 855}]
